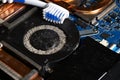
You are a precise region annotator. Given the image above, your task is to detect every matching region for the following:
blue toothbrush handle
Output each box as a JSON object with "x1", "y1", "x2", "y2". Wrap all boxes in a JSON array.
[{"x1": 14, "y1": 0, "x2": 25, "y2": 3}]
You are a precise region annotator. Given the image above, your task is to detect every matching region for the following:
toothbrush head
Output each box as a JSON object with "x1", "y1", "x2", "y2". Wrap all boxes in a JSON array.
[{"x1": 43, "y1": 3, "x2": 69, "y2": 24}]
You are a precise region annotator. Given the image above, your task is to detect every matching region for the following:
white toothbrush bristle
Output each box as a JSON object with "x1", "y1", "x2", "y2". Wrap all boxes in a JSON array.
[{"x1": 43, "y1": 2, "x2": 69, "y2": 24}]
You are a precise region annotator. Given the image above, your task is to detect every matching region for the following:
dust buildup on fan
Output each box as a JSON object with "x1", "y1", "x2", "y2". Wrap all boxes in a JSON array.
[
  {"x1": 23, "y1": 25, "x2": 66, "y2": 55},
  {"x1": 30, "y1": 29, "x2": 60, "y2": 51}
]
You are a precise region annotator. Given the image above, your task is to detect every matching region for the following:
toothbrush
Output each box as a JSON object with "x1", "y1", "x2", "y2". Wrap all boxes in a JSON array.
[{"x1": 2, "y1": 0, "x2": 69, "y2": 24}]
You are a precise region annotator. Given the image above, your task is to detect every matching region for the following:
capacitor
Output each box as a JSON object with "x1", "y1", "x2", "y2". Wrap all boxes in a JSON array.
[
  {"x1": 99, "y1": 39, "x2": 109, "y2": 47},
  {"x1": 109, "y1": 44, "x2": 118, "y2": 52},
  {"x1": 115, "y1": 48, "x2": 120, "y2": 54}
]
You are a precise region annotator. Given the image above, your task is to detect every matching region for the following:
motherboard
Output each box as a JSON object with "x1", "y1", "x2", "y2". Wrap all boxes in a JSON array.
[
  {"x1": 47, "y1": 0, "x2": 120, "y2": 53},
  {"x1": 0, "y1": 0, "x2": 120, "y2": 80}
]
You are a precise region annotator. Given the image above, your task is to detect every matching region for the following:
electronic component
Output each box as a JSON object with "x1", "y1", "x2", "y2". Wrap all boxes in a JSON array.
[
  {"x1": 23, "y1": 25, "x2": 66, "y2": 55},
  {"x1": 79, "y1": 29, "x2": 98, "y2": 36},
  {"x1": 99, "y1": 39, "x2": 109, "y2": 47},
  {"x1": 99, "y1": 40, "x2": 120, "y2": 54},
  {"x1": 115, "y1": 48, "x2": 120, "y2": 54},
  {"x1": 2, "y1": 9, "x2": 80, "y2": 71},
  {"x1": 0, "y1": 0, "x2": 120, "y2": 80},
  {"x1": 109, "y1": 44, "x2": 118, "y2": 52},
  {"x1": 100, "y1": 32, "x2": 110, "y2": 39},
  {"x1": 91, "y1": 1, "x2": 120, "y2": 54}
]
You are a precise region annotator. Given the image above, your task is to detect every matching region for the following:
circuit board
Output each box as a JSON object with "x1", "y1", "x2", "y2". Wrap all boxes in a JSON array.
[
  {"x1": 0, "y1": 0, "x2": 120, "y2": 80},
  {"x1": 68, "y1": 0, "x2": 120, "y2": 54},
  {"x1": 91, "y1": 1, "x2": 120, "y2": 53}
]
